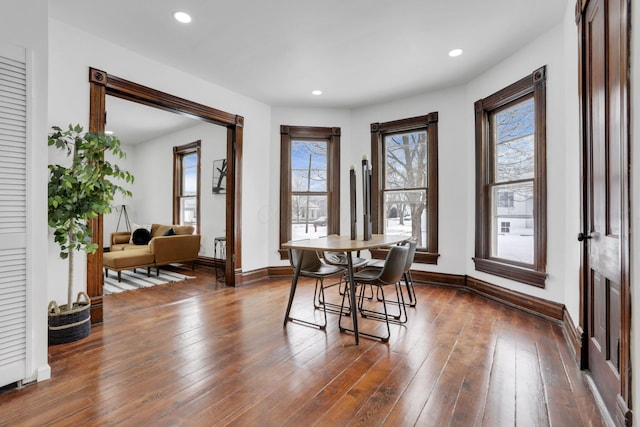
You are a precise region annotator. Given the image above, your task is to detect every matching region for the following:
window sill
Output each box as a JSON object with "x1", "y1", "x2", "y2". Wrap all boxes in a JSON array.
[
  {"x1": 282, "y1": 247, "x2": 439, "y2": 265},
  {"x1": 473, "y1": 257, "x2": 546, "y2": 288},
  {"x1": 370, "y1": 248, "x2": 439, "y2": 265}
]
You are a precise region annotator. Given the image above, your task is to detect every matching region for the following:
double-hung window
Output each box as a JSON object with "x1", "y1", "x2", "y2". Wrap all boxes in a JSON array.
[
  {"x1": 173, "y1": 141, "x2": 200, "y2": 233},
  {"x1": 279, "y1": 126, "x2": 340, "y2": 258},
  {"x1": 370, "y1": 113, "x2": 439, "y2": 264},
  {"x1": 473, "y1": 66, "x2": 547, "y2": 287}
]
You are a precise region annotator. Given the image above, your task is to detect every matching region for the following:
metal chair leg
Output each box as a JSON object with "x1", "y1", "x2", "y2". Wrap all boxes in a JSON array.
[
  {"x1": 313, "y1": 277, "x2": 350, "y2": 316},
  {"x1": 360, "y1": 281, "x2": 407, "y2": 325},
  {"x1": 339, "y1": 281, "x2": 391, "y2": 343},
  {"x1": 404, "y1": 271, "x2": 416, "y2": 307},
  {"x1": 288, "y1": 278, "x2": 328, "y2": 330},
  {"x1": 374, "y1": 271, "x2": 415, "y2": 311}
]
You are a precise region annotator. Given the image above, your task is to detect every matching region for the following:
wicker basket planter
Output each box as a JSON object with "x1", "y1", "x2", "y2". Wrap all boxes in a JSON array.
[{"x1": 48, "y1": 292, "x2": 91, "y2": 345}]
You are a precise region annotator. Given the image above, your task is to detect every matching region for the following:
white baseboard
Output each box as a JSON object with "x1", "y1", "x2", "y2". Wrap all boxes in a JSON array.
[{"x1": 36, "y1": 364, "x2": 51, "y2": 382}]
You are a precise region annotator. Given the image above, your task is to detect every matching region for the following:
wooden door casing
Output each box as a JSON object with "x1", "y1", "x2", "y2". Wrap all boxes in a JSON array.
[
  {"x1": 88, "y1": 68, "x2": 244, "y2": 323},
  {"x1": 577, "y1": 0, "x2": 631, "y2": 425}
]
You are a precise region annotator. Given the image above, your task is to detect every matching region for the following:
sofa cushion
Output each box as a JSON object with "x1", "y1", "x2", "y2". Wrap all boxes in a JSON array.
[
  {"x1": 152, "y1": 224, "x2": 170, "y2": 237},
  {"x1": 172, "y1": 225, "x2": 194, "y2": 235},
  {"x1": 162, "y1": 227, "x2": 176, "y2": 236},
  {"x1": 103, "y1": 249, "x2": 154, "y2": 270},
  {"x1": 150, "y1": 234, "x2": 201, "y2": 265},
  {"x1": 112, "y1": 233, "x2": 131, "y2": 245},
  {"x1": 153, "y1": 224, "x2": 194, "y2": 237},
  {"x1": 111, "y1": 243, "x2": 133, "y2": 251},
  {"x1": 132, "y1": 228, "x2": 152, "y2": 245}
]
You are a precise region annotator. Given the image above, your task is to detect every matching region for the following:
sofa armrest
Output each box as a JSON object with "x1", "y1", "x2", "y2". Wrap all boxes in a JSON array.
[
  {"x1": 149, "y1": 234, "x2": 201, "y2": 265},
  {"x1": 111, "y1": 231, "x2": 132, "y2": 248}
]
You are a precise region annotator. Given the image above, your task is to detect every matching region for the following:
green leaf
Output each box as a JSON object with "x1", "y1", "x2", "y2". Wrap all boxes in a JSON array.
[{"x1": 48, "y1": 123, "x2": 135, "y2": 300}]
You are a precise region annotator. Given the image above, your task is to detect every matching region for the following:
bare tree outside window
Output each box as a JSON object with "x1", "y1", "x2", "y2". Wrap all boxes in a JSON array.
[
  {"x1": 290, "y1": 140, "x2": 328, "y2": 239},
  {"x1": 371, "y1": 113, "x2": 439, "y2": 264},
  {"x1": 473, "y1": 66, "x2": 547, "y2": 287},
  {"x1": 384, "y1": 130, "x2": 428, "y2": 247},
  {"x1": 279, "y1": 126, "x2": 340, "y2": 258},
  {"x1": 491, "y1": 97, "x2": 535, "y2": 264}
]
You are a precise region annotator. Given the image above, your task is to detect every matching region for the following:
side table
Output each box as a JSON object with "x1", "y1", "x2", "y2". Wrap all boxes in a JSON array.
[{"x1": 214, "y1": 236, "x2": 226, "y2": 281}]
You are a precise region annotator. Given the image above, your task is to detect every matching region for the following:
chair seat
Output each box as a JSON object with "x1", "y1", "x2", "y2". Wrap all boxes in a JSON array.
[
  {"x1": 366, "y1": 259, "x2": 385, "y2": 268},
  {"x1": 323, "y1": 251, "x2": 368, "y2": 269},
  {"x1": 287, "y1": 249, "x2": 346, "y2": 329},
  {"x1": 352, "y1": 267, "x2": 384, "y2": 282},
  {"x1": 339, "y1": 244, "x2": 409, "y2": 342},
  {"x1": 359, "y1": 239, "x2": 417, "y2": 307},
  {"x1": 302, "y1": 263, "x2": 345, "y2": 278}
]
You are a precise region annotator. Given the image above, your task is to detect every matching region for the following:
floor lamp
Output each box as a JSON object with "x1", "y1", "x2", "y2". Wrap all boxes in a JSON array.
[{"x1": 116, "y1": 204, "x2": 131, "y2": 232}]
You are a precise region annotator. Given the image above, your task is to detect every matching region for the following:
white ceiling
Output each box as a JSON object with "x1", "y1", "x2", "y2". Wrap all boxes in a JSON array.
[
  {"x1": 50, "y1": 1, "x2": 567, "y2": 144},
  {"x1": 104, "y1": 95, "x2": 198, "y2": 145},
  {"x1": 50, "y1": 0, "x2": 567, "y2": 110}
]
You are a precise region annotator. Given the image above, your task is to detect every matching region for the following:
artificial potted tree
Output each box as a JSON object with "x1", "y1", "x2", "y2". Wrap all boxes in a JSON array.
[{"x1": 47, "y1": 124, "x2": 133, "y2": 344}]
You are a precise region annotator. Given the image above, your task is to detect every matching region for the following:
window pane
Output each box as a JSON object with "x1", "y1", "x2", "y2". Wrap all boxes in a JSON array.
[
  {"x1": 182, "y1": 153, "x2": 198, "y2": 195},
  {"x1": 180, "y1": 196, "x2": 197, "y2": 227},
  {"x1": 291, "y1": 194, "x2": 328, "y2": 240},
  {"x1": 497, "y1": 190, "x2": 514, "y2": 207},
  {"x1": 494, "y1": 98, "x2": 534, "y2": 183},
  {"x1": 490, "y1": 182, "x2": 534, "y2": 264},
  {"x1": 291, "y1": 140, "x2": 327, "y2": 192},
  {"x1": 383, "y1": 189, "x2": 427, "y2": 248},
  {"x1": 384, "y1": 130, "x2": 427, "y2": 190}
]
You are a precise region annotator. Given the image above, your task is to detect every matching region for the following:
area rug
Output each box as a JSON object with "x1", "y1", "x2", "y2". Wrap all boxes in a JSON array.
[{"x1": 104, "y1": 269, "x2": 196, "y2": 295}]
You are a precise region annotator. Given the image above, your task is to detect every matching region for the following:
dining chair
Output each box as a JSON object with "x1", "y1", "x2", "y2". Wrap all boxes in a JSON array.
[
  {"x1": 288, "y1": 249, "x2": 346, "y2": 329},
  {"x1": 320, "y1": 236, "x2": 369, "y2": 270},
  {"x1": 381, "y1": 238, "x2": 417, "y2": 307},
  {"x1": 362, "y1": 238, "x2": 418, "y2": 309},
  {"x1": 314, "y1": 250, "x2": 369, "y2": 315},
  {"x1": 338, "y1": 244, "x2": 409, "y2": 342},
  {"x1": 401, "y1": 239, "x2": 418, "y2": 307}
]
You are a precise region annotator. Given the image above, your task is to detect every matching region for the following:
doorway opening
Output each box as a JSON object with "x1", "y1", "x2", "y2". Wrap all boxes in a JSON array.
[{"x1": 87, "y1": 67, "x2": 243, "y2": 323}]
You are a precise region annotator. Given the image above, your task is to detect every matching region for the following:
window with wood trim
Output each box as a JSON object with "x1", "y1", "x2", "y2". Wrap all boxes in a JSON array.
[
  {"x1": 474, "y1": 66, "x2": 547, "y2": 287},
  {"x1": 279, "y1": 126, "x2": 340, "y2": 258},
  {"x1": 370, "y1": 113, "x2": 439, "y2": 264},
  {"x1": 173, "y1": 141, "x2": 201, "y2": 233}
]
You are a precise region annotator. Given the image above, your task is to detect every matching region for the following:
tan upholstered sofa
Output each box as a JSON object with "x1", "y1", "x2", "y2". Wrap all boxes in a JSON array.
[{"x1": 104, "y1": 224, "x2": 201, "y2": 281}]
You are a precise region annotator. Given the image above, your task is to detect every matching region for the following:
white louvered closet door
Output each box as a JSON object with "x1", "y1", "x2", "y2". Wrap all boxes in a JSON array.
[{"x1": 0, "y1": 42, "x2": 28, "y2": 388}]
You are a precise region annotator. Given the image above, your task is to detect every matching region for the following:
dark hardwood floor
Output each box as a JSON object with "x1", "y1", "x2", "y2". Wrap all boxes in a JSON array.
[{"x1": 0, "y1": 265, "x2": 605, "y2": 426}]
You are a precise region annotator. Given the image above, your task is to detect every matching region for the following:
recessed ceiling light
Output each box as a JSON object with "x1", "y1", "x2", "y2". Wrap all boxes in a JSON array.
[
  {"x1": 173, "y1": 11, "x2": 192, "y2": 24},
  {"x1": 311, "y1": 90, "x2": 322, "y2": 96},
  {"x1": 449, "y1": 48, "x2": 463, "y2": 57}
]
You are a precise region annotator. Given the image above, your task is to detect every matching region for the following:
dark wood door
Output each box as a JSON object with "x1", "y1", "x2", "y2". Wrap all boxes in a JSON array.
[{"x1": 577, "y1": 0, "x2": 631, "y2": 425}]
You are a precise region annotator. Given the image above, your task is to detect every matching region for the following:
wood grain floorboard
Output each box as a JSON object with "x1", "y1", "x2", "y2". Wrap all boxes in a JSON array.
[{"x1": 0, "y1": 266, "x2": 606, "y2": 426}]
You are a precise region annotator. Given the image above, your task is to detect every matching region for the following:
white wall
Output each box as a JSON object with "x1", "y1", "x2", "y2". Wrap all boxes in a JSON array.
[
  {"x1": 350, "y1": 86, "x2": 469, "y2": 275},
  {"x1": 103, "y1": 142, "x2": 137, "y2": 245},
  {"x1": 101, "y1": 127, "x2": 231, "y2": 269},
  {"x1": 269, "y1": 107, "x2": 352, "y2": 266},
  {"x1": 47, "y1": 5, "x2": 577, "y2": 305},
  {"x1": 1, "y1": 0, "x2": 50, "y2": 382},
  {"x1": 340, "y1": 19, "x2": 573, "y2": 306},
  {"x1": 561, "y1": 0, "x2": 581, "y2": 327},
  {"x1": 464, "y1": 21, "x2": 572, "y2": 305},
  {"x1": 47, "y1": 18, "x2": 272, "y2": 298},
  {"x1": 270, "y1": 17, "x2": 576, "y2": 310},
  {"x1": 271, "y1": 88, "x2": 469, "y2": 277},
  {"x1": 126, "y1": 122, "x2": 227, "y2": 258},
  {"x1": 269, "y1": 0, "x2": 635, "y2": 416},
  {"x1": 29, "y1": 0, "x2": 639, "y2": 405}
]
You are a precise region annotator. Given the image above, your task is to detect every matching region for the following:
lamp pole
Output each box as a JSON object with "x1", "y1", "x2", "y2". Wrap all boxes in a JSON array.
[{"x1": 116, "y1": 205, "x2": 131, "y2": 232}]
